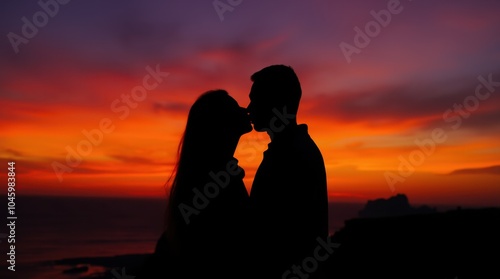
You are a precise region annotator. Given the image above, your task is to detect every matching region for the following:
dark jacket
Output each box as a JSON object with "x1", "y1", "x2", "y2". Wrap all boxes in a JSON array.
[
  {"x1": 250, "y1": 124, "x2": 328, "y2": 278},
  {"x1": 138, "y1": 158, "x2": 251, "y2": 279}
]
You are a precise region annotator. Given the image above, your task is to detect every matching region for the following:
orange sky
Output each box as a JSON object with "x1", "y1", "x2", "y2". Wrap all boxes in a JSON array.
[{"x1": 1, "y1": 1, "x2": 500, "y2": 207}]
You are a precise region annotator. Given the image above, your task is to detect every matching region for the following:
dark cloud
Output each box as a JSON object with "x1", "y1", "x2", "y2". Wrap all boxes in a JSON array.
[
  {"x1": 303, "y1": 72, "x2": 500, "y2": 132},
  {"x1": 3, "y1": 148, "x2": 23, "y2": 157},
  {"x1": 0, "y1": 157, "x2": 49, "y2": 175},
  {"x1": 153, "y1": 102, "x2": 190, "y2": 113},
  {"x1": 449, "y1": 165, "x2": 500, "y2": 176},
  {"x1": 109, "y1": 154, "x2": 166, "y2": 166},
  {"x1": 113, "y1": 18, "x2": 183, "y2": 64}
]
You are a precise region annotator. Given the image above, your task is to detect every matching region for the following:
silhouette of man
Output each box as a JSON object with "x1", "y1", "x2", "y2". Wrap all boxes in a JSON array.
[{"x1": 247, "y1": 65, "x2": 328, "y2": 278}]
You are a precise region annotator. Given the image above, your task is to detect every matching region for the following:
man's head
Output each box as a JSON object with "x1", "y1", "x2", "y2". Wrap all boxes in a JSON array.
[{"x1": 247, "y1": 65, "x2": 302, "y2": 132}]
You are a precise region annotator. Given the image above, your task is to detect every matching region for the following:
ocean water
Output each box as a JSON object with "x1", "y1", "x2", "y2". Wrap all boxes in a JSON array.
[{"x1": 0, "y1": 195, "x2": 364, "y2": 278}]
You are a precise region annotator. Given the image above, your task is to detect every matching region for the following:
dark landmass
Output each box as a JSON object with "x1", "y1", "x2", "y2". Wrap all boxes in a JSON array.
[
  {"x1": 46, "y1": 197, "x2": 500, "y2": 279},
  {"x1": 358, "y1": 193, "x2": 436, "y2": 218},
  {"x1": 44, "y1": 254, "x2": 151, "y2": 278},
  {"x1": 327, "y1": 206, "x2": 500, "y2": 279},
  {"x1": 48, "y1": 253, "x2": 151, "y2": 268}
]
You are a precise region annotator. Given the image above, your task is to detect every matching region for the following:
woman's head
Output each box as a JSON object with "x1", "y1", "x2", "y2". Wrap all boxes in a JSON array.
[
  {"x1": 185, "y1": 90, "x2": 252, "y2": 141},
  {"x1": 165, "y1": 90, "x2": 251, "y2": 231}
]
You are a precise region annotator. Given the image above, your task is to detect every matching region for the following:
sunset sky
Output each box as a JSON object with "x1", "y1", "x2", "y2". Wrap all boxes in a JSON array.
[{"x1": 1, "y1": 0, "x2": 499, "y2": 206}]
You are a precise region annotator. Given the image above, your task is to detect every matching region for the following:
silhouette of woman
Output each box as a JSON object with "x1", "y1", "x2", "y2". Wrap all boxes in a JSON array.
[{"x1": 138, "y1": 90, "x2": 252, "y2": 279}]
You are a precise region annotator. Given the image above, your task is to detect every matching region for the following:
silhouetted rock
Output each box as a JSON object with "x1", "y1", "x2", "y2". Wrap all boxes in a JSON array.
[
  {"x1": 326, "y1": 207, "x2": 500, "y2": 279},
  {"x1": 358, "y1": 193, "x2": 436, "y2": 218}
]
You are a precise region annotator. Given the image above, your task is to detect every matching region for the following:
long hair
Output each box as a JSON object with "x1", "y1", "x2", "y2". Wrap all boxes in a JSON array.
[{"x1": 164, "y1": 90, "x2": 234, "y2": 242}]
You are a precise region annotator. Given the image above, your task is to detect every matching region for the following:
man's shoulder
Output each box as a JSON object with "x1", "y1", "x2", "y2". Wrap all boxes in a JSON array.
[
  {"x1": 273, "y1": 124, "x2": 324, "y2": 160},
  {"x1": 294, "y1": 124, "x2": 322, "y2": 149}
]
